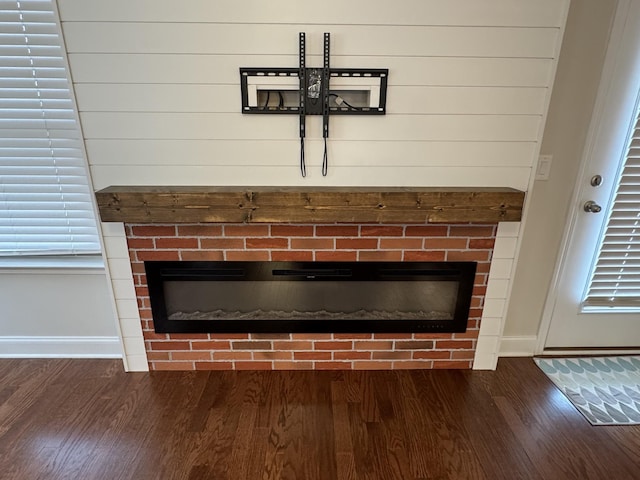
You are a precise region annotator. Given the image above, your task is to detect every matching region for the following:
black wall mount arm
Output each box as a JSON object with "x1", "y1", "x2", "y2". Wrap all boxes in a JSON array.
[
  {"x1": 299, "y1": 32, "x2": 307, "y2": 177},
  {"x1": 322, "y1": 33, "x2": 330, "y2": 176}
]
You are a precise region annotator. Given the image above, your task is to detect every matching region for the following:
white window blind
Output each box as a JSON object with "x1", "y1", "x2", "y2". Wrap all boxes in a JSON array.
[
  {"x1": 0, "y1": 0, "x2": 100, "y2": 256},
  {"x1": 585, "y1": 96, "x2": 640, "y2": 308}
]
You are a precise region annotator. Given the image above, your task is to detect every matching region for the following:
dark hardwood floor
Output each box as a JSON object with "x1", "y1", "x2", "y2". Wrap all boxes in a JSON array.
[{"x1": 1, "y1": 358, "x2": 639, "y2": 480}]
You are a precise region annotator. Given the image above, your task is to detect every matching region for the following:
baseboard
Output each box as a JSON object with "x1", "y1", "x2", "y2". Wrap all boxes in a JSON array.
[
  {"x1": 0, "y1": 336, "x2": 122, "y2": 358},
  {"x1": 499, "y1": 335, "x2": 537, "y2": 357},
  {"x1": 541, "y1": 348, "x2": 640, "y2": 356}
]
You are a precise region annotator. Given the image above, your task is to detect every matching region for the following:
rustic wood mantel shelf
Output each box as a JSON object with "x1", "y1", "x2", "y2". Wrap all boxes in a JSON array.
[{"x1": 95, "y1": 186, "x2": 525, "y2": 224}]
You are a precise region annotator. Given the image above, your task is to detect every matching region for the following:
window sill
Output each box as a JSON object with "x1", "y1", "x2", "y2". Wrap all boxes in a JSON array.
[{"x1": 0, "y1": 255, "x2": 105, "y2": 274}]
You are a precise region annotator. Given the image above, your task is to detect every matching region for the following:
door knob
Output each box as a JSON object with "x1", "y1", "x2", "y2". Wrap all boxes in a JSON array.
[{"x1": 584, "y1": 201, "x2": 602, "y2": 213}]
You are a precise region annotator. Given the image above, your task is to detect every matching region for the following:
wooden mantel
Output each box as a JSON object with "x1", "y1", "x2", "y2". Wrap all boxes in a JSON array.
[{"x1": 95, "y1": 186, "x2": 525, "y2": 224}]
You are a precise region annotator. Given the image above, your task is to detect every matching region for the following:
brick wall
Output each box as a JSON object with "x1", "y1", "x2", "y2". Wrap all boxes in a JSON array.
[{"x1": 126, "y1": 223, "x2": 496, "y2": 370}]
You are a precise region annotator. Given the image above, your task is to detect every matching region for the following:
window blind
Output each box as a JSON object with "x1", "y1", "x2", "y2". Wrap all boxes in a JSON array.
[
  {"x1": 0, "y1": 0, "x2": 100, "y2": 256},
  {"x1": 585, "y1": 99, "x2": 640, "y2": 308}
]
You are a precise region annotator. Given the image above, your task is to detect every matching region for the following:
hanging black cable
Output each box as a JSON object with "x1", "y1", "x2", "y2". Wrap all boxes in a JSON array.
[
  {"x1": 262, "y1": 91, "x2": 271, "y2": 109},
  {"x1": 322, "y1": 137, "x2": 328, "y2": 176},
  {"x1": 300, "y1": 138, "x2": 306, "y2": 177}
]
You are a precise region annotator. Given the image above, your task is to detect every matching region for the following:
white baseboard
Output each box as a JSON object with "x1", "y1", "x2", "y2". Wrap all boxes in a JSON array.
[
  {"x1": 540, "y1": 348, "x2": 640, "y2": 356},
  {"x1": 472, "y1": 352, "x2": 498, "y2": 370},
  {"x1": 0, "y1": 336, "x2": 123, "y2": 358},
  {"x1": 499, "y1": 335, "x2": 537, "y2": 357}
]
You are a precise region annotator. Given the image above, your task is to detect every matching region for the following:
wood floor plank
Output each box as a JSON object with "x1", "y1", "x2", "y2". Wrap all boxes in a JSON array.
[
  {"x1": 335, "y1": 452, "x2": 358, "y2": 480},
  {"x1": 331, "y1": 380, "x2": 355, "y2": 456},
  {"x1": 307, "y1": 372, "x2": 338, "y2": 480},
  {"x1": 409, "y1": 371, "x2": 487, "y2": 480},
  {"x1": 445, "y1": 370, "x2": 544, "y2": 479},
  {"x1": 263, "y1": 373, "x2": 307, "y2": 480},
  {"x1": 228, "y1": 403, "x2": 259, "y2": 479},
  {"x1": 368, "y1": 375, "x2": 414, "y2": 479},
  {"x1": 0, "y1": 359, "x2": 70, "y2": 436},
  {"x1": 1, "y1": 358, "x2": 640, "y2": 479}
]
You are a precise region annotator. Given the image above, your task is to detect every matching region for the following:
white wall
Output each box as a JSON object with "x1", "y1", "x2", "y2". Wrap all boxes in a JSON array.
[
  {"x1": 58, "y1": 0, "x2": 567, "y2": 191},
  {"x1": 503, "y1": 0, "x2": 618, "y2": 354},
  {"x1": 0, "y1": 270, "x2": 121, "y2": 357}
]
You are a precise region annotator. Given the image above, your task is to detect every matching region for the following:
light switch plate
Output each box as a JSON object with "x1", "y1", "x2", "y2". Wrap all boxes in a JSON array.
[{"x1": 536, "y1": 154, "x2": 553, "y2": 181}]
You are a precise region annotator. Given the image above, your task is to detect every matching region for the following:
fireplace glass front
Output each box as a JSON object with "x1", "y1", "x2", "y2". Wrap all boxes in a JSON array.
[{"x1": 145, "y1": 261, "x2": 476, "y2": 333}]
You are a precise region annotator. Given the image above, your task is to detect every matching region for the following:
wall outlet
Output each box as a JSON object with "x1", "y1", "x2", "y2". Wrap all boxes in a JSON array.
[{"x1": 536, "y1": 154, "x2": 553, "y2": 181}]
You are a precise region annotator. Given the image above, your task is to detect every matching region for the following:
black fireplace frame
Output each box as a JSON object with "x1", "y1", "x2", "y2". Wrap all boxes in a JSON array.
[{"x1": 145, "y1": 261, "x2": 477, "y2": 334}]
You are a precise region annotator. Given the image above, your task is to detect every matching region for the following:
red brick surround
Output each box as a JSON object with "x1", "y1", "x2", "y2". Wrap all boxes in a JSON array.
[{"x1": 126, "y1": 223, "x2": 496, "y2": 371}]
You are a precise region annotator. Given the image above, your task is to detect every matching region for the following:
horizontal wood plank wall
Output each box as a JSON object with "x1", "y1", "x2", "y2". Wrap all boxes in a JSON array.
[{"x1": 58, "y1": 0, "x2": 568, "y2": 190}]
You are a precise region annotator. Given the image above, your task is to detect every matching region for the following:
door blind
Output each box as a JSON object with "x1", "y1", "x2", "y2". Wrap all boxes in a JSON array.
[
  {"x1": 585, "y1": 99, "x2": 640, "y2": 307},
  {"x1": 0, "y1": 0, "x2": 100, "y2": 256}
]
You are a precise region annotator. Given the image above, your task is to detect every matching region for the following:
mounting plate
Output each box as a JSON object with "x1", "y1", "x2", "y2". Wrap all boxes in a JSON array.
[{"x1": 240, "y1": 68, "x2": 388, "y2": 115}]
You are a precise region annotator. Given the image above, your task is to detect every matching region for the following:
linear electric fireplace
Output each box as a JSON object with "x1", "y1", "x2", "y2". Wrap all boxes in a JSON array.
[{"x1": 145, "y1": 261, "x2": 476, "y2": 334}]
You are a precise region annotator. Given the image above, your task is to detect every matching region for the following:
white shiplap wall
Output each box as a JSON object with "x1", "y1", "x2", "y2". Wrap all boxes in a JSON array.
[
  {"x1": 57, "y1": 0, "x2": 570, "y2": 370},
  {"x1": 58, "y1": 0, "x2": 568, "y2": 189}
]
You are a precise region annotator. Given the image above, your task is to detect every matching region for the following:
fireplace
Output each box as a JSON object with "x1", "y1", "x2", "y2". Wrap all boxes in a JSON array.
[
  {"x1": 120, "y1": 222, "x2": 495, "y2": 370},
  {"x1": 95, "y1": 186, "x2": 522, "y2": 370},
  {"x1": 145, "y1": 261, "x2": 476, "y2": 334}
]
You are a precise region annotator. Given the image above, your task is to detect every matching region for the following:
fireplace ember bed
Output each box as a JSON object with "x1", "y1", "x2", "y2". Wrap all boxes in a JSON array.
[{"x1": 145, "y1": 261, "x2": 476, "y2": 334}]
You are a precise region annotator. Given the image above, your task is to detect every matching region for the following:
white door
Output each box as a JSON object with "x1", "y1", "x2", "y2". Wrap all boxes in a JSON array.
[{"x1": 544, "y1": 0, "x2": 640, "y2": 349}]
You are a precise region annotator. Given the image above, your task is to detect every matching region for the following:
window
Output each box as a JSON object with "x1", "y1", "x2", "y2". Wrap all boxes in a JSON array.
[
  {"x1": 0, "y1": 0, "x2": 101, "y2": 258},
  {"x1": 585, "y1": 92, "x2": 640, "y2": 308}
]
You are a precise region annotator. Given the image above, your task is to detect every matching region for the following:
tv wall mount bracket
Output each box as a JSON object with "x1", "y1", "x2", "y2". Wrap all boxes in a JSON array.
[{"x1": 240, "y1": 33, "x2": 388, "y2": 177}]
